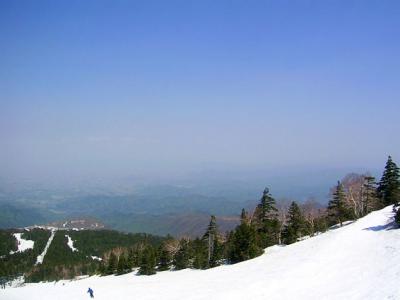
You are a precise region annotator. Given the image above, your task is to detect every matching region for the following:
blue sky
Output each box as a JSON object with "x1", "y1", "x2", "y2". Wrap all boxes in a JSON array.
[{"x1": 1, "y1": 0, "x2": 399, "y2": 184}]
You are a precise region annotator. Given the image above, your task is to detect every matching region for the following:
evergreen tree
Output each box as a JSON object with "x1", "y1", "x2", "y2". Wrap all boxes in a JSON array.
[
  {"x1": 157, "y1": 243, "x2": 172, "y2": 271},
  {"x1": 328, "y1": 181, "x2": 352, "y2": 226},
  {"x1": 98, "y1": 261, "x2": 106, "y2": 275},
  {"x1": 362, "y1": 176, "x2": 380, "y2": 215},
  {"x1": 106, "y1": 252, "x2": 118, "y2": 275},
  {"x1": 254, "y1": 188, "x2": 278, "y2": 223},
  {"x1": 240, "y1": 208, "x2": 249, "y2": 224},
  {"x1": 126, "y1": 248, "x2": 137, "y2": 269},
  {"x1": 138, "y1": 245, "x2": 156, "y2": 275},
  {"x1": 228, "y1": 209, "x2": 262, "y2": 263},
  {"x1": 395, "y1": 208, "x2": 400, "y2": 225},
  {"x1": 377, "y1": 156, "x2": 400, "y2": 206},
  {"x1": 313, "y1": 215, "x2": 328, "y2": 233},
  {"x1": 117, "y1": 253, "x2": 130, "y2": 275},
  {"x1": 192, "y1": 238, "x2": 208, "y2": 269},
  {"x1": 173, "y1": 239, "x2": 191, "y2": 270},
  {"x1": 252, "y1": 188, "x2": 280, "y2": 247},
  {"x1": 202, "y1": 215, "x2": 222, "y2": 268},
  {"x1": 282, "y1": 201, "x2": 308, "y2": 244}
]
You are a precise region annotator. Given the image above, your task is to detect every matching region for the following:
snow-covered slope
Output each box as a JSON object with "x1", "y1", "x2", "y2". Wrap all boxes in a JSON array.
[
  {"x1": 9, "y1": 233, "x2": 34, "y2": 254},
  {"x1": 65, "y1": 235, "x2": 78, "y2": 252},
  {"x1": 35, "y1": 229, "x2": 56, "y2": 265},
  {"x1": 2, "y1": 206, "x2": 400, "y2": 300}
]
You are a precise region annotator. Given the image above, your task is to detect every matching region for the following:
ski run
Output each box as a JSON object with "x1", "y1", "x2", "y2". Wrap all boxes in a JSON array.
[
  {"x1": 9, "y1": 234, "x2": 34, "y2": 255},
  {"x1": 1, "y1": 205, "x2": 400, "y2": 300},
  {"x1": 65, "y1": 235, "x2": 78, "y2": 252},
  {"x1": 35, "y1": 229, "x2": 56, "y2": 265}
]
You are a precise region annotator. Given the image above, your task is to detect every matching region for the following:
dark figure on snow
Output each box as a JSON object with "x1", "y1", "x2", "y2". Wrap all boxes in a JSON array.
[{"x1": 87, "y1": 287, "x2": 94, "y2": 298}]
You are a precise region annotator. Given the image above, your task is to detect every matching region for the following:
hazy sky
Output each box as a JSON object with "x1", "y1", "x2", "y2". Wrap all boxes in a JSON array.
[{"x1": 1, "y1": 1, "x2": 399, "y2": 184}]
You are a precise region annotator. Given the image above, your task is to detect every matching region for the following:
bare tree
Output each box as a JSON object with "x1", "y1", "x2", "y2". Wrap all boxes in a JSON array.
[
  {"x1": 330, "y1": 173, "x2": 378, "y2": 219},
  {"x1": 344, "y1": 174, "x2": 363, "y2": 218},
  {"x1": 163, "y1": 238, "x2": 180, "y2": 257},
  {"x1": 301, "y1": 197, "x2": 324, "y2": 235},
  {"x1": 276, "y1": 198, "x2": 292, "y2": 244}
]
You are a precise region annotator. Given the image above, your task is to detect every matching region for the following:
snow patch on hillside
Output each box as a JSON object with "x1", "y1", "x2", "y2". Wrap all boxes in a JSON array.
[
  {"x1": 65, "y1": 235, "x2": 77, "y2": 252},
  {"x1": 9, "y1": 233, "x2": 34, "y2": 254},
  {"x1": 2, "y1": 206, "x2": 400, "y2": 300},
  {"x1": 35, "y1": 229, "x2": 56, "y2": 265}
]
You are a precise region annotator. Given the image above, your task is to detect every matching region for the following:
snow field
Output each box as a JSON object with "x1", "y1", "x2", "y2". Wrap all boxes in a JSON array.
[
  {"x1": 2, "y1": 206, "x2": 400, "y2": 300},
  {"x1": 9, "y1": 233, "x2": 34, "y2": 254},
  {"x1": 65, "y1": 235, "x2": 78, "y2": 252}
]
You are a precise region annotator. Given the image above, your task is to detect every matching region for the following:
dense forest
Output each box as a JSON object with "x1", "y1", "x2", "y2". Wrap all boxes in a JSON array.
[{"x1": 1, "y1": 156, "x2": 399, "y2": 284}]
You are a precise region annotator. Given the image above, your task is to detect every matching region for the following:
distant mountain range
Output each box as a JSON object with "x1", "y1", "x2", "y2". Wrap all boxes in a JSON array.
[{"x1": 0, "y1": 169, "x2": 355, "y2": 236}]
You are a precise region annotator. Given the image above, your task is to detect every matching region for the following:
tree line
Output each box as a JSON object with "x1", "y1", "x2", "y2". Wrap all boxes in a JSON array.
[
  {"x1": 100, "y1": 156, "x2": 400, "y2": 276},
  {"x1": 2, "y1": 156, "x2": 399, "y2": 282}
]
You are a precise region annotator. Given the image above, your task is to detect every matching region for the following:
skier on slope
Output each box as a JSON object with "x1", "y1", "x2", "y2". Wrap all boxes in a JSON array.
[{"x1": 87, "y1": 287, "x2": 94, "y2": 298}]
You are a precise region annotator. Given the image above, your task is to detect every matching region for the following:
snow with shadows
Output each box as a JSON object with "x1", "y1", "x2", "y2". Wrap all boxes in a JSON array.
[{"x1": 1, "y1": 206, "x2": 400, "y2": 300}]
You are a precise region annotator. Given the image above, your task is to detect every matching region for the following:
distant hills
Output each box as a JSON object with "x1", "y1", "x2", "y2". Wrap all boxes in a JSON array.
[
  {"x1": 0, "y1": 173, "x2": 340, "y2": 237},
  {"x1": 0, "y1": 183, "x2": 259, "y2": 237},
  {"x1": 103, "y1": 212, "x2": 240, "y2": 237},
  {"x1": 0, "y1": 203, "x2": 46, "y2": 229}
]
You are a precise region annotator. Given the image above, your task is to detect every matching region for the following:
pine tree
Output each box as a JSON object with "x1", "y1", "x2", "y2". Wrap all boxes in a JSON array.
[
  {"x1": 313, "y1": 215, "x2": 328, "y2": 233},
  {"x1": 202, "y1": 215, "x2": 222, "y2": 268},
  {"x1": 106, "y1": 252, "x2": 118, "y2": 275},
  {"x1": 126, "y1": 248, "x2": 137, "y2": 269},
  {"x1": 228, "y1": 209, "x2": 262, "y2": 263},
  {"x1": 377, "y1": 156, "x2": 400, "y2": 206},
  {"x1": 157, "y1": 243, "x2": 172, "y2": 271},
  {"x1": 117, "y1": 253, "x2": 130, "y2": 275},
  {"x1": 192, "y1": 238, "x2": 208, "y2": 269},
  {"x1": 254, "y1": 188, "x2": 278, "y2": 223},
  {"x1": 395, "y1": 208, "x2": 400, "y2": 225},
  {"x1": 98, "y1": 261, "x2": 106, "y2": 275},
  {"x1": 138, "y1": 245, "x2": 156, "y2": 275},
  {"x1": 362, "y1": 176, "x2": 380, "y2": 215},
  {"x1": 328, "y1": 181, "x2": 352, "y2": 226},
  {"x1": 282, "y1": 201, "x2": 308, "y2": 244},
  {"x1": 240, "y1": 208, "x2": 249, "y2": 224},
  {"x1": 252, "y1": 188, "x2": 280, "y2": 247},
  {"x1": 173, "y1": 239, "x2": 191, "y2": 270}
]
